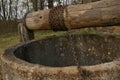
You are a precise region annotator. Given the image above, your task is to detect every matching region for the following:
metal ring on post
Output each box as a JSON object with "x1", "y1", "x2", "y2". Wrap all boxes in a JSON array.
[{"x1": 49, "y1": 6, "x2": 68, "y2": 31}]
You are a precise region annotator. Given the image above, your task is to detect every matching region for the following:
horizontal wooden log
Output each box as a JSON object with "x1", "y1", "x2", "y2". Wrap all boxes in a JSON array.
[{"x1": 25, "y1": 0, "x2": 120, "y2": 30}]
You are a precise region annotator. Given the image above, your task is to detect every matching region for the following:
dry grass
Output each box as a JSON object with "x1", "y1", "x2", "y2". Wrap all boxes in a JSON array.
[{"x1": 0, "y1": 33, "x2": 19, "y2": 53}]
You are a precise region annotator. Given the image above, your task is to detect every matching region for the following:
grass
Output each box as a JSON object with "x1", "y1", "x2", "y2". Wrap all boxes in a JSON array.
[
  {"x1": 0, "y1": 30, "x2": 68, "y2": 53},
  {"x1": 1, "y1": 26, "x2": 120, "y2": 56},
  {"x1": 0, "y1": 29, "x2": 99, "y2": 53},
  {"x1": 0, "y1": 33, "x2": 19, "y2": 53},
  {"x1": 0, "y1": 28, "x2": 115, "y2": 53}
]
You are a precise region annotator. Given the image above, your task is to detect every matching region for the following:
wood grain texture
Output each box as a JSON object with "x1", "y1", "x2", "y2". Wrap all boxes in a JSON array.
[{"x1": 25, "y1": 0, "x2": 120, "y2": 30}]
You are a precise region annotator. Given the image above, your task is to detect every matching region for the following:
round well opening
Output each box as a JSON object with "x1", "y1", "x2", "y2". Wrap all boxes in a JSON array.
[{"x1": 14, "y1": 34, "x2": 120, "y2": 67}]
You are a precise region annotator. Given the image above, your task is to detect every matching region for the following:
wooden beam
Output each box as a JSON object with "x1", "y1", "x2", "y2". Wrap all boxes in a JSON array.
[{"x1": 25, "y1": 0, "x2": 120, "y2": 31}]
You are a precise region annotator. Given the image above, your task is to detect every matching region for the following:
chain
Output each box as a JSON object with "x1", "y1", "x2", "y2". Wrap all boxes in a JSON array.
[
  {"x1": 68, "y1": 33, "x2": 81, "y2": 80},
  {"x1": 72, "y1": 51, "x2": 81, "y2": 80},
  {"x1": 49, "y1": 5, "x2": 68, "y2": 31},
  {"x1": 49, "y1": 6, "x2": 81, "y2": 79}
]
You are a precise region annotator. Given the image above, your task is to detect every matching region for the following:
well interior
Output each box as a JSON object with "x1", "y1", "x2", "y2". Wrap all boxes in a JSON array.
[{"x1": 14, "y1": 34, "x2": 120, "y2": 67}]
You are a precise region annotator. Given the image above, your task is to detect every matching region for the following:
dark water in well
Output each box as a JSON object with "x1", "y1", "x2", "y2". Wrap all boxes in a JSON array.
[
  {"x1": 14, "y1": 34, "x2": 120, "y2": 67},
  {"x1": 67, "y1": 33, "x2": 81, "y2": 80}
]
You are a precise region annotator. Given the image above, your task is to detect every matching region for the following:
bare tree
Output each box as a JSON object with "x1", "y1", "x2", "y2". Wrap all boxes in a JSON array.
[
  {"x1": 1, "y1": 0, "x2": 6, "y2": 20},
  {"x1": 48, "y1": 0, "x2": 54, "y2": 8}
]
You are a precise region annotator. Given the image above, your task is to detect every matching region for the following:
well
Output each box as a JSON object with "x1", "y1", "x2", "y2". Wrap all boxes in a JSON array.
[{"x1": 1, "y1": 34, "x2": 120, "y2": 80}]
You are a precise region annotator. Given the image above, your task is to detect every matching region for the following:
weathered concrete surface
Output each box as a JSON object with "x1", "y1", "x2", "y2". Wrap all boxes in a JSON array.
[{"x1": 1, "y1": 34, "x2": 120, "y2": 80}]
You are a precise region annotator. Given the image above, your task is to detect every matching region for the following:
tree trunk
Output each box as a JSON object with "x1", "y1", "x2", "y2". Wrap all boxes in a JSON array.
[
  {"x1": 25, "y1": 0, "x2": 120, "y2": 31},
  {"x1": 33, "y1": 0, "x2": 38, "y2": 11},
  {"x1": 15, "y1": 0, "x2": 18, "y2": 20},
  {"x1": 26, "y1": 0, "x2": 30, "y2": 11},
  {"x1": 48, "y1": 0, "x2": 54, "y2": 8},
  {"x1": 1, "y1": 0, "x2": 6, "y2": 20},
  {"x1": 39, "y1": 0, "x2": 44, "y2": 10}
]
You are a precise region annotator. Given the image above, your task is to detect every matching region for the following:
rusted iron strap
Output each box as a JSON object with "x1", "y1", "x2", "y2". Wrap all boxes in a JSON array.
[{"x1": 49, "y1": 6, "x2": 68, "y2": 31}]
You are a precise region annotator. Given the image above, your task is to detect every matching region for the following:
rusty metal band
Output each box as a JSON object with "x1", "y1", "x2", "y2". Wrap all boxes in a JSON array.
[{"x1": 49, "y1": 6, "x2": 68, "y2": 31}]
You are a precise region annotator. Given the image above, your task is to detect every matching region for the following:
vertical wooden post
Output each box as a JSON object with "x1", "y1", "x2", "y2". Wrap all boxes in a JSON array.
[{"x1": 18, "y1": 23, "x2": 34, "y2": 42}]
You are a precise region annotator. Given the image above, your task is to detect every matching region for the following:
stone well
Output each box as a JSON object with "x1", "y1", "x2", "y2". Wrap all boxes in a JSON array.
[{"x1": 1, "y1": 34, "x2": 120, "y2": 80}]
